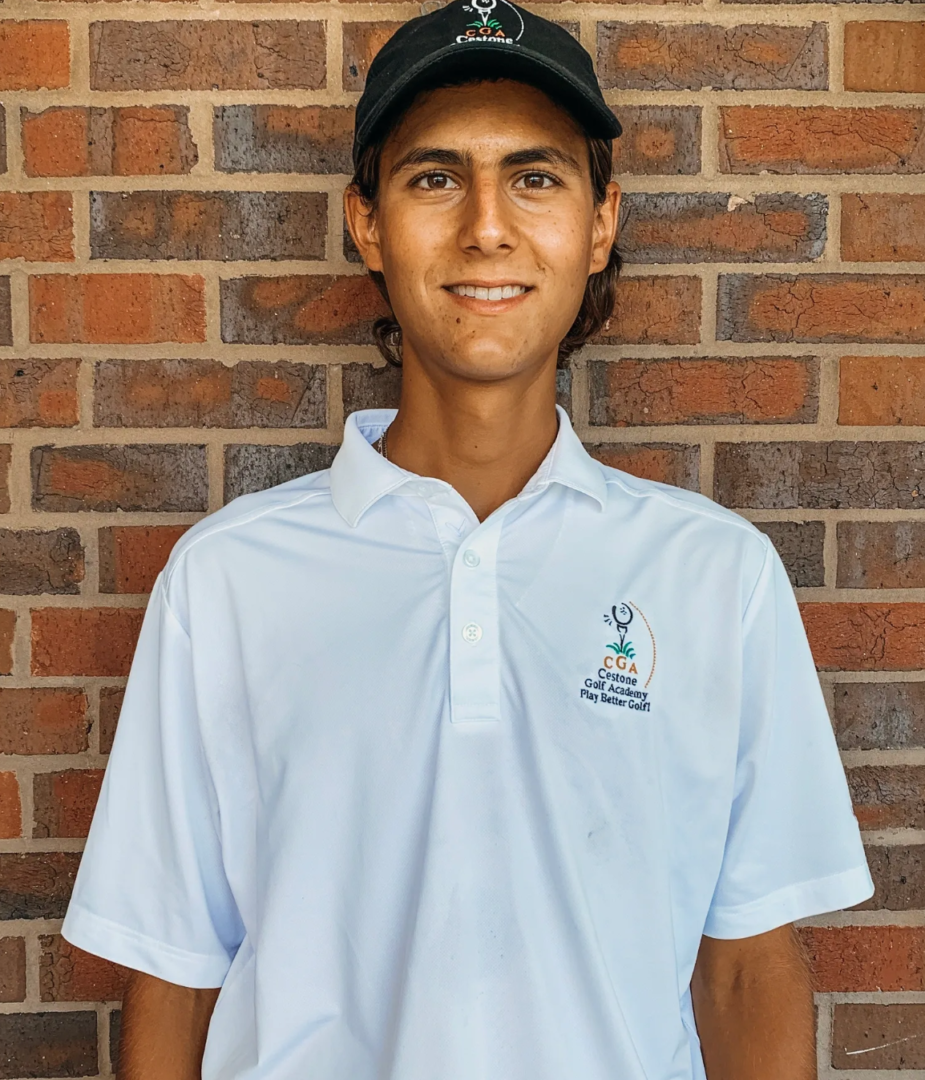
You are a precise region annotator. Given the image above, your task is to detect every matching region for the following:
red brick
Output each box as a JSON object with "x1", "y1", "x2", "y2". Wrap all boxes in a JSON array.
[
  {"x1": 597, "y1": 276, "x2": 701, "y2": 345},
  {"x1": 860, "y1": 845, "x2": 925, "y2": 911},
  {"x1": 214, "y1": 105, "x2": 353, "y2": 175},
  {"x1": 0, "y1": 278, "x2": 11, "y2": 346},
  {"x1": 832, "y1": 1003, "x2": 925, "y2": 1068},
  {"x1": 0, "y1": 444, "x2": 10, "y2": 514},
  {"x1": 30, "y1": 273, "x2": 206, "y2": 345},
  {"x1": 842, "y1": 194, "x2": 925, "y2": 263},
  {"x1": 714, "y1": 441, "x2": 925, "y2": 510},
  {"x1": 0, "y1": 358, "x2": 79, "y2": 427},
  {"x1": 31, "y1": 607, "x2": 145, "y2": 677},
  {"x1": 0, "y1": 688, "x2": 89, "y2": 754},
  {"x1": 0, "y1": 528, "x2": 84, "y2": 594},
  {"x1": 99, "y1": 525, "x2": 189, "y2": 594},
  {"x1": 719, "y1": 106, "x2": 925, "y2": 175},
  {"x1": 612, "y1": 106, "x2": 701, "y2": 176},
  {"x1": 0, "y1": 22, "x2": 69, "y2": 91},
  {"x1": 0, "y1": 852, "x2": 80, "y2": 919},
  {"x1": 33, "y1": 769, "x2": 105, "y2": 839},
  {"x1": 224, "y1": 443, "x2": 338, "y2": 502},
  {"x1": 0, "y1": 1012, "x2": 97, "y2": 1075},
  {"x1": 848, "y1": 766, "x2": 925, "y2": 829},
  {"x1": 98, "y1": 686, "x2": 123, "y2": 754},
  {"x1": 584, "y1": 443, "x2": 700, "y2": 490},
  {"x1": 221, "y1": 275, "x2": 392, "y2": 346},
  {"x1": 589, "y1": 357, "x2": 817, "y2": 426},
  {"x1": 342, "y1": 363, "x2": 402, "y2": 414},
  {"x1": 0, "y1": 772, "x2": 22, "y2": 839},
  {"x1": 620, "y1": 192, "x2": 826, "y2": 264},
  {"x1": 754, "y1": 521, "x2": 825, "y2": 588},
  {"x1": 90, "y1": 20, "x2": 325, "y2": 91},
  {"x1": 599, "y1": 22, "x2": 826, "y2": 91},
  {"x1": 840, "y1": 355, "x2": 925, "y2": 426},
  {"x1": 32, "y1": 444, "x2": 208, "y2": 513},
  {"x1": 0, "y1": 192, "x2": 72, "y2": 261},
  {"x1": 23, "y1": 105, "x2": 197, "y2": 177},
  {"x1": 0, "y1": 609, "x2": 14, "y2": 675},
  {"x1": 0, "y1": 108, "x2": 5, "y2": 173},
  {"x1": 94, "y1": 358, "x2": 326, "y2": 430},
  {"x1": 718, "y1": 274, "x2": 925, "y2": 345},
  {"x1": 342, "y1": 22, "x2": 401, "y2": 91},
  {"x1": 838, "y1": 522, "x2": 925, "y2": 589},
  {"x1": 40, "y1": 935, "x2": 128, "y2": 1002},
  {"x1": 834, "y1": 682, "x2": 925, "y2": 751},
  {"x1": 800, "y1": 926, "x2": 925, "y2": 992},
  {"x1": 0, "y1": 938, "x2": 26, "y2": 1003},
  {"x1": 845, "y1": 22, "x2": 925, "y2": 94},
  {"x1": 800, "y1": 603, "x2": 925, "y2": 671},
  {"x1": 90, "y1": 190, "x2": 327, "y2": 262}
]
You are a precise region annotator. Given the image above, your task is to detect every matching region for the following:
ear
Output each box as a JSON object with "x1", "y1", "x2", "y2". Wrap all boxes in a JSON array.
[
  {"x1": 344, "y1": 185, "x2": 384, "y2": 273},
  {"x1": 589, "y1": 180, "x2": 621, "y2": 275}
]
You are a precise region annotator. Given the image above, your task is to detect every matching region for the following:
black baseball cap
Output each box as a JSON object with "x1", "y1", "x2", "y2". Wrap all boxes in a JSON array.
[{"x1": 352, "y1": 0, "x2": 621, "y2": 168}]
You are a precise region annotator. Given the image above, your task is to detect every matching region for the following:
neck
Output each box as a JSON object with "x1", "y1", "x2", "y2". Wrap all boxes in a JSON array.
[{"x1": 382, "y1": 350, "x2": 560, "y2": 522}]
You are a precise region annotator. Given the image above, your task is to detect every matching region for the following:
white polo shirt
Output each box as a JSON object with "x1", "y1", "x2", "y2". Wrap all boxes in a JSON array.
[{"x1": 64, "y1": 406, "x2": 872, "y2": 1080}]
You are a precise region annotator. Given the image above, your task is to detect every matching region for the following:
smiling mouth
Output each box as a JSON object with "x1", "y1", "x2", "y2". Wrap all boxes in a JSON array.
[{"x1": 446, "y1": 284, "x2": 531, "y2": 301}]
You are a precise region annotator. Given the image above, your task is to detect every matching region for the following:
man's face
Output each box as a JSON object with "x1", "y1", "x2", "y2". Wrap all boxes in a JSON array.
[{"x1": 346, "y1": 80, "x2": 620, "y2": 384}]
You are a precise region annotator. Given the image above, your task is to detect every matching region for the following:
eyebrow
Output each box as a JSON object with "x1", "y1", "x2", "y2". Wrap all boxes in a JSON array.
[{"x1": 388, "y1": 144, "x2": 584, "y2": 177}]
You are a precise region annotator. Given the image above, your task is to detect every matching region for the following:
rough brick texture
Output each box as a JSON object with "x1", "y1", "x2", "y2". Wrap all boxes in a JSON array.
[
  {"x1": 33, "y1": 770, "x2": 105, "y2": 839},
  {"x1": 1, "y1": 1, "x2": 922, "y2": 1073},
  {"x1": 589, "y1": 357, "x2": 818, "y2": 425},
  {"x1": 23, "y1": 106, "x2": 198, "y2": 177},
  {"x1": 30, "y1": 274, "x2": 206, "y2": 345},
  {"x1": 0, "y1": 22, "x2": 70, "y2": 91},
  {"x1": 214, "y1": 106, "x2": 353, "y2": 174},
  {"x1": 32, "y1": 444, "x2": 208, "y2": 512},
  {"x1": 90, "y1": 191, "x2": 327, "y2": 262},
  {"x1": 598, "y1": 22, "x2": 827, "y2": 91},
  {"x1": 841, "y1": 194, "x2": 925, "y2": 263},
  {"x1": 832, "y1": 1004, "x2": 925, "y2": 1068},
  {"x1": 90, "y1": 21, "x2": 326, "y2": 91},
  {"x1": 99, "y1": 525, "x2": 189, "y2": 594},
  {"x1": 619, "y1": 192, "x2": 826, "y2": 264},
  {"x1": 844, "y1": 22, "x2": 925, "y2": 93}
]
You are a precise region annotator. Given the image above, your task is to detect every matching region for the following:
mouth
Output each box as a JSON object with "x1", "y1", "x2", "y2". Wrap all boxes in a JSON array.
[{"x1": 444, "y1": 283, "x2": 532, "y2": 306}]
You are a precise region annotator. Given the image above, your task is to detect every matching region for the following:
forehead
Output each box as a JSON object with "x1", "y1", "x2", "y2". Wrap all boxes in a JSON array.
[{"x1": 383, "y1": 79, "x2": 588, "y2": 161}]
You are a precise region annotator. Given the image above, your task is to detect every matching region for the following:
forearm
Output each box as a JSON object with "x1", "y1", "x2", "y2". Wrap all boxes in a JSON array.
[
  {"x1": 118, "y1": 970, "x2": 219, "y2": 1080},
  {"x1": 691, "y1": 925, "x2": 815, "y2": 1080}
]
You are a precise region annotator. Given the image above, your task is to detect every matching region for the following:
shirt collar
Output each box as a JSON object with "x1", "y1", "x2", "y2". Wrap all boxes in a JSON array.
[{"x1": 330, "y1": 405, "x2": 607, "y2": 528}]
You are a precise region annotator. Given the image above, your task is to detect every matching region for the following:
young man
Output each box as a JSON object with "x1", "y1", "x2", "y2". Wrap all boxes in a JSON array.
[{"x1": 63, "y1": 3, "x2": 873, "y2": 1078}]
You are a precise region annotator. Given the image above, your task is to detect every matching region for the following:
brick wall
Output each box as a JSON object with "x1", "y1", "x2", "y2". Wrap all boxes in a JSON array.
[{"x1": 0, "y1": 0, "x2": 922, "y2": 1072}]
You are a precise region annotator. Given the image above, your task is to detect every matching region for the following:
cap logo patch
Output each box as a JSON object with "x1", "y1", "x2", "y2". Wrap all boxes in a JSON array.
[{"x1": 455, "y1": 0, "x2": 524, "y2": 46}]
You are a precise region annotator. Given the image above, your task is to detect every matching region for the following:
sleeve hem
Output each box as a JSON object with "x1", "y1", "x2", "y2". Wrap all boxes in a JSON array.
[
  {"x1": 62, "y1": 904, "x2": 231, "y2": 989},
  {"x1": 702, "y1": 864, "x2": 875, "y2": 940}
]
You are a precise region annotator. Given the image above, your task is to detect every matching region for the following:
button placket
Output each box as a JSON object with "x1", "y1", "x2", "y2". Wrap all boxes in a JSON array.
[{"x1": 449, "y1": 514, "x2": 505, "y2": 724}]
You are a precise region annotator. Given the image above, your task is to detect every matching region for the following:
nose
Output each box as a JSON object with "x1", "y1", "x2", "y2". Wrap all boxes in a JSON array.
[{"x1": 458, "y1": 174, "x2": 517, "y2": 256}]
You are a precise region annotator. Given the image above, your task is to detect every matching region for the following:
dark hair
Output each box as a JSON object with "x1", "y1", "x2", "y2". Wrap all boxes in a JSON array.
[{"x1": 348, "y1": 79, "x2": 622, "y2": 369}]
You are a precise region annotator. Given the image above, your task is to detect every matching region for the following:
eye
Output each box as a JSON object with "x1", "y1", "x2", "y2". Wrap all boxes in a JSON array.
[
  {"x1": 411, "y1": 171, "x2": 460, "y2": 191},
  {"x1": 515, "y1": 172, "x2": 560, "y2": 190}
]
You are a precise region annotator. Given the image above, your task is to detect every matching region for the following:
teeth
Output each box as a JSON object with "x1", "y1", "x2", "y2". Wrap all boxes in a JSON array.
[{"x1": 449, "y1": 285, "x2": 527, "y2": 300}]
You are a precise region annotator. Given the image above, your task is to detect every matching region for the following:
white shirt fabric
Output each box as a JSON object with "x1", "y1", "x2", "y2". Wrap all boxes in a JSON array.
[{"x1": 64, "y1": 406, "x2": 873, "y2": 1080}]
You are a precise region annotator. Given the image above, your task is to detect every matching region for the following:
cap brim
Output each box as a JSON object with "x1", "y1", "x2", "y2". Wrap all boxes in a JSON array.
[{"x1": 353, "y1": 42, "x2": 621, "y2": 165}]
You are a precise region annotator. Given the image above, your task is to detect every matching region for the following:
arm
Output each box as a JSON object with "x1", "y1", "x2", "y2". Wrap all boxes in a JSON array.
[
  {"x1": 118, "y1": 970, "x2": 220, "y2": 1080},
  {"x1": 691, "y1": 923, "x2": 815, "y2": 1080}
]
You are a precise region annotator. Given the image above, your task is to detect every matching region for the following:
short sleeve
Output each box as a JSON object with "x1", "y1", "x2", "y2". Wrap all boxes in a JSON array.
[
  {"x1": 62, "y1": 575, "x2": 243, "y2": 987},
  {"x1": 703, "y1": 540, "x2": 874, "y2": 939}
]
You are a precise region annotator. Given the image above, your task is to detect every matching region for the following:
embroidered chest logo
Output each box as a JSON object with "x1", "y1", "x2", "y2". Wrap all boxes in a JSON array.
[
  {"x1": 579, "y1": 601, "x2": 657, "y2": 713},
  {"x1": 455, "y1": 0, "x2": 524, "y2": 45}
]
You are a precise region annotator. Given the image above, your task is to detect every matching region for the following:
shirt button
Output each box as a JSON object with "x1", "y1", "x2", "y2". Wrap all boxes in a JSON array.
[
  {"x1": 462, "y1": 622, "x2": 483, "y2": 643},
  {"x1": 462, "y1": 549, "x2": 480, "y2": 568}
]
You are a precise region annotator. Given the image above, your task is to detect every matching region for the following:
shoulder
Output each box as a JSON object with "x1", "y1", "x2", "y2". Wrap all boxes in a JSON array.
[
  {"x1": 600, "y1": 463, "x2": 771, "y2": 558},
  {"x1": 163, "y1": 467, "x2": 335, "y2": 590}
]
